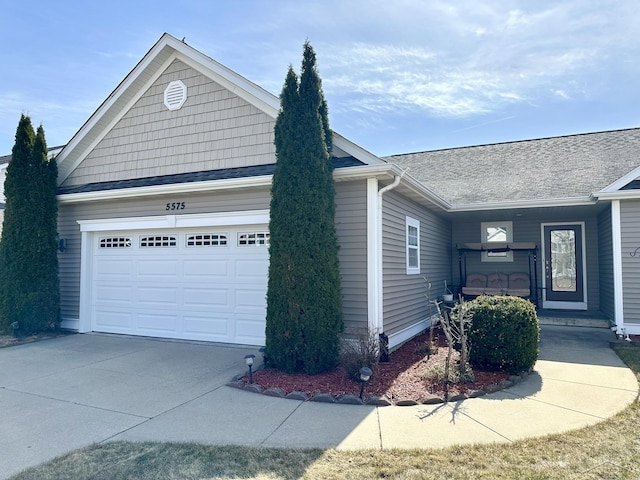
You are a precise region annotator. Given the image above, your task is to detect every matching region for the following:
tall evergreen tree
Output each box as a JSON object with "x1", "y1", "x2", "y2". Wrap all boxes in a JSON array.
[
  {"x1": 0, "y1": 115, "x2": 60, "y2": 334},
  {"x1": 265, "y1": 42, "x2": 343, "y2": 374}
]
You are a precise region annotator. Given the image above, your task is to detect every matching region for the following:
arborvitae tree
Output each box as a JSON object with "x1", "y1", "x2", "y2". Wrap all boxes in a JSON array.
[
  {"x1": 0, "y1": 115, "x2": 60, "y2": 334},
  {"x1": 265, "y1": 42, "x2": 343, "y2": 374}
]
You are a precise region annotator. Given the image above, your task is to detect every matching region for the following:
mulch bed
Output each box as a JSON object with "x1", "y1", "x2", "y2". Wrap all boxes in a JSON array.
[{"x1": 240, "y1": 331, "x2": 513, "y2": 404}]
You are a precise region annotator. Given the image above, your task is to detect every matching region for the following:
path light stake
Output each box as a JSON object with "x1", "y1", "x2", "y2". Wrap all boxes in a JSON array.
[
  {"x1": 359, "y1": 367, "x2": 373, "y2": 399},
  {"x1": 244, "y1": 354, "x2": 256, "y2": 384}
]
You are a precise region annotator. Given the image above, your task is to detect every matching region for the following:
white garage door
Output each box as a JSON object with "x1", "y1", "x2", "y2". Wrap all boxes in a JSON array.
[{"x1": 91, "y1": 227, "x2": 269, "y2": 345}]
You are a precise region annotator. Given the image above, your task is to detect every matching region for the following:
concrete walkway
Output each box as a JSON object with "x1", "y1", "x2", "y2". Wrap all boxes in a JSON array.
[{"x1": 0, "y1": 326, "x2": 637, "y2": 479}]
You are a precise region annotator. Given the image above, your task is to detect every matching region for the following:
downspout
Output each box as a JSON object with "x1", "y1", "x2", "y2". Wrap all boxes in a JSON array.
[{"x1": 372, "y1": 174, "x2": 402, "y2": 338}]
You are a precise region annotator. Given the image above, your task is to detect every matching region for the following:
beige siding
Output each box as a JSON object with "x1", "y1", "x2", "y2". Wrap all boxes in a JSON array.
[
  {"x1": 381, "y1": 190, "x2": 452, "y2": 338},
  {"x1": 59, "y1": 181, "x2": 370, "y2": 334},
  {"x1": 620, "y1": 200, "x2": 640, "y2": 325},
  {"x1": 598, "y1": 207, "x2": 614, "y2": 319},
  {"x1": 335, "y1": 181, "x2": 369, "y2": 336},
  {"x1": 62, "y1": 59, "x2": 276, "y2": 188}
]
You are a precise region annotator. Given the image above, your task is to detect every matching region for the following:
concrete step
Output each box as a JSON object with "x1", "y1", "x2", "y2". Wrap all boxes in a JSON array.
[{"x1": 537, "y1": 316, "x2": 612, "y2": 329}]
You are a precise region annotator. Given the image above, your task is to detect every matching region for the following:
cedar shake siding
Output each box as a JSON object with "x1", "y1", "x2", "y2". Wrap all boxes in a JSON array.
[{"x1": 61, "y1": 59, "x2": 276, "y2": 189}]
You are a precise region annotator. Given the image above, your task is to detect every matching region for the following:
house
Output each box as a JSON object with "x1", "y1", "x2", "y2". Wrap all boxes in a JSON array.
[{"x1": 9, "y1": 33, "x2": 639, "y2": 349}]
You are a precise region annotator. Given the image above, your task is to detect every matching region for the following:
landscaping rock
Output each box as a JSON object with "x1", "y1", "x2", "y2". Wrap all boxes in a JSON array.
[
  {"x1": 311, "y1": 393, "x2": 336, "y2": 403},
  {"x1": 447, "y1": 392, "x2": 467, "y2": 402},
  {"x1": 243, "y1": 383, "x2": 263, "y2": 394},
  {"x1": 498, "y1": 379, "x2": 514, "y2": 389},
  {"x1": 263, "y1": 387, "x2": 286, "y2": 398},
  {"x1": 466, "y1": 389, "x2": 486, "y2": 398},
  {"x1": 420, "y1": 394, "x2": 445, "y2": 404},
  {"x1": 367, "y1": 396, "x2": 392, "y2": 406},
  {"x1": 285, "y1": 391, "x2": 309, "y2": 401},
  {"x1": 338, "y1": 394, "x2": 363, "y2": 405},
  {"x1": 483, "y1": 383, "x2": 501, "y2": 394},
  {"x1": 395, "y1": 398, "x2": 419, "y2": 406},
  {"x1": 226, "y1": 380, "x2": 246, "y2": 390}
]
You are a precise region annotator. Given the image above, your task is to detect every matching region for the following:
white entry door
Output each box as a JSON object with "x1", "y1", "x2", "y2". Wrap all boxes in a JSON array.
[{"x1": 90, "y1": 227, "x2": 269, "y2": 345}]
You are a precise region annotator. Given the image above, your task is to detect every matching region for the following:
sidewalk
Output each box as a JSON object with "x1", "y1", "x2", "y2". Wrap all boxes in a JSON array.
[{"x1": 1, "y1": 325, "x2": 637, "y2": 478}]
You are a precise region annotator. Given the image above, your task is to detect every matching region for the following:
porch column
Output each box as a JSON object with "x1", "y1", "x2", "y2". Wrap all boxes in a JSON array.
[
  {"x1": 366, "y1": 177, "x2": 383, "y2": 334},
  {"x1": 612, "y1": 200, "x2": 625, "y2": 334}
]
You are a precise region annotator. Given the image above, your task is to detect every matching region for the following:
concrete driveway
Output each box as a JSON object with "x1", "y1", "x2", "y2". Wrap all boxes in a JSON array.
[
  {"x1": 0, "y1": 334, "x2": 261, "y2": 479},
  {"x1": 0, "y1": 326, "x2": 637, "y2": 479}
]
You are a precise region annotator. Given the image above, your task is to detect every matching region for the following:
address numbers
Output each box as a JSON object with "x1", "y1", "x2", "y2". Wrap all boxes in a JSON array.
[{"x1": 166, "y1": 201, "x2": 186, "y2": 211}]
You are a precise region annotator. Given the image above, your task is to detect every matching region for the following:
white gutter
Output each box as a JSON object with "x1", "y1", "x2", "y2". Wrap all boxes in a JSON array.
[
  {"x1": 448, "y1": 196, "x2": 597, "y2": 212},
  {"x1": 592, "y1": 190, "x2": 640, "y2": 201}
]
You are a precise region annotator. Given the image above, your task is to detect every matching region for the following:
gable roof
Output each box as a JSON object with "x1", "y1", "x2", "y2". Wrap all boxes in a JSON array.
[
  {"x1": 385, "y1": 128, "x2": 640, "y2": 209},
  {"x1": 55, "y1": 33, "x2": 384, "y2": 185}
]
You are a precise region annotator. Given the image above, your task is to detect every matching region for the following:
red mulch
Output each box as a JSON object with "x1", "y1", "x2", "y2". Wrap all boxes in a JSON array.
[{"x1": 241, "y1": 331, "x2": 511, "y2": 403}]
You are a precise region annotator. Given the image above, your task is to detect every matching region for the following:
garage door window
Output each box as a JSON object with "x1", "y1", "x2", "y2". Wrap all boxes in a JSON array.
[
  {"x1": 99, "y1": 237, "x2": 132, "y2": 248},
  {"x1": 186, "y1": 233, "x2": 228, "y2": 247},
  {"x1": 140, "y1": 235, "x2": 177, "y2": 247},
  {"x1": 238, "y1": 232, "x2": 270, "y2": 246}
]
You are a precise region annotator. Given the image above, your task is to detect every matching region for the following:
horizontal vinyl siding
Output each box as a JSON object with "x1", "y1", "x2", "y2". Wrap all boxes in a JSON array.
[
  {"x1": 59, "y1": 181, "x2": 369, "y2": 334},
  {"x1": 62, "y1": 59, "x2": 276, "y2": 188},
  {"x1": 382, "y1": 191, "x2": 451, "y2": 339},
  {"x1": 58, "y1": 187, "x2": 272, "y2": 321},
  {"x1": 598, "y1": 207, "x2": 614, "y2": 320},
  {"x1": 335, "y1": 181, "x2": 368, "y2": 336},
  {"x1": 620, "y1": 200, "x2": 640, "y2": 325}
]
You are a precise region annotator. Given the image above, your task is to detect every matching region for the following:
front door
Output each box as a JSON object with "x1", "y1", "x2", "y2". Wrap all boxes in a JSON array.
[{"x1": 542, "y1": 224, "x2": 586, "y2": 309}]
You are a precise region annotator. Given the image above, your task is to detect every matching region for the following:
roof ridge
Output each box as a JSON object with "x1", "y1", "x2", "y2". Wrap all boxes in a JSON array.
[{"x1": 385, "y1": 126, "x2": 640, "y2": 158}]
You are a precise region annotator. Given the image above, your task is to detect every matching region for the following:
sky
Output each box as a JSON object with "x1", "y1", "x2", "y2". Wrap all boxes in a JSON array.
[{"x1": 1, "y1": 1, "x2": 639, "y2": 157}]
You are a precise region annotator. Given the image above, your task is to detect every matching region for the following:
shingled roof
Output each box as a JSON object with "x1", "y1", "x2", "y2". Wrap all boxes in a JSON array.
[{"x1": 384, "y1": 128, "x2": 640, "y2": 207}]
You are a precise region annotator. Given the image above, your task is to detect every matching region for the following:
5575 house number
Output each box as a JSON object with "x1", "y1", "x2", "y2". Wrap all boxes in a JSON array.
[{"x1": 166, "y1": 201, "x2": 186, "y2": 211}]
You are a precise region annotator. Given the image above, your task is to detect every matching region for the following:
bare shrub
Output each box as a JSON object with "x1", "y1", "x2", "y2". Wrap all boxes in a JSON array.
[{"x1": 339, "y1": 330, "x2": 380, "y2": 382}]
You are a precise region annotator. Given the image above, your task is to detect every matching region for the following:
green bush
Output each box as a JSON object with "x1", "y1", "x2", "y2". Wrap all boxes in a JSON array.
[{"x1": 467, "y1": 296, "x2": 539, "y2": 373}]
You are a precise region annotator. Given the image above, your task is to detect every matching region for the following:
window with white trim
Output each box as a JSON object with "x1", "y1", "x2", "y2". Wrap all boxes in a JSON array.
[
  {"x1": 238, "y1": 232, "x2": 270, "y2": 246},
  {"x1": 406, "y1": 216, "x2": 420, "y2": 274},
  {"x1": 140, "y1": 235, "x2": 177, "y2": 248},
  {"x1": 186, "y1": 233, "x2": 228, "y2": 247},
  {"x1": 481, "y1": 221, "x2": 513, "y2": 262},
  {"x1": 99, "y1": 237, "x2": 132, "y2": 248}
]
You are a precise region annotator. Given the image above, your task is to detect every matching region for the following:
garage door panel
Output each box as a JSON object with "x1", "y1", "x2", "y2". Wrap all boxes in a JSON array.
[
  {"x1": 235, "y1": 258, "x2": 268, "y2": 281},
  {"x1": 235, "y1": 288, "x2": 266, "y2": 310},
  {"x1": 136, "y1": 312, "x2": 179, "y2": 334},
  {"x1": 235, "y1": 318, "x2": 265, "y2": 344},
  {"x1": 137, "y1": 259, "x2": 179, "y2": 278},
  {"x1": 95, "y1": 310, "x2": 134, "y2": 330},
  {"x1": 95, "y1": 259, "x2": 134, "y2": 280},
  {"x1": 183, "y1": 287, "x2": 229, "y2": 308},
  {"x1": 183, "y1": 259, "x2": 229, "y2": 279},
  {"x1": 183, "y1": 315, "x2": 230, "y2": 338},
  {"x1": 95, "y1": 285, "x2": 133, "y2": 305},
  {"x1": 137, "y1": 286, "x2": 179, "y2": 306}
]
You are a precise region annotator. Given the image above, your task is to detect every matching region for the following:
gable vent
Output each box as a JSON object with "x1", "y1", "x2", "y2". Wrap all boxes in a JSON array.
[{"x1": 164, "y1": 80, "x2": 187, "y2": 110}]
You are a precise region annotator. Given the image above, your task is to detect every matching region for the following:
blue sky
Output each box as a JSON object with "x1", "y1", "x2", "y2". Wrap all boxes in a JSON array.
[{"x1": 1, "y1": 1, "x2": 639, "y2": 157}]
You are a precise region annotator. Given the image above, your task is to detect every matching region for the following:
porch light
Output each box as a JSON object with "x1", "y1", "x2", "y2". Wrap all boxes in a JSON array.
[
  {"x1": 359, "y1": 367, "x2": 373, "y2": 399},
  {"x1": 244, "y1": 354, "x2": 256, "y2": 384}
]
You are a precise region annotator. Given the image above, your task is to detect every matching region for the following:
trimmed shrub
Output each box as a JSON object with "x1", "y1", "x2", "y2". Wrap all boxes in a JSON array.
[
  {"x1": 339, "y1": 330, "x2": 379, "y2": 382},
  {"x1": 467, "y1": 296, "x2": 539, "y2": 373}
]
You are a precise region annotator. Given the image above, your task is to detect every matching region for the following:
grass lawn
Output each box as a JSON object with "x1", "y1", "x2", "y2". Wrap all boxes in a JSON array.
[{"x1": 10, "y1": 346, "x2": 640, "y2": 480}]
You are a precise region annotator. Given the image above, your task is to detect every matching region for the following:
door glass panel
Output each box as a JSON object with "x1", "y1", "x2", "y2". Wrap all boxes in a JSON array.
[{"x1": 550, "y1": 230, "x2": 576, "y2": 292}]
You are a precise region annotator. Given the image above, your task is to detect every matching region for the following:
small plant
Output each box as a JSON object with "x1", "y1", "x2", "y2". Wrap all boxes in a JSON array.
[
  {"x1": 467, "y1": 295, "x2": 539, "y2": 373},
  {"x1": 339, "y1": 329, "x2": 379, "y2": 382},
  {"x1": 424, "y1": 362, "x2": 474, "y2": 385}
]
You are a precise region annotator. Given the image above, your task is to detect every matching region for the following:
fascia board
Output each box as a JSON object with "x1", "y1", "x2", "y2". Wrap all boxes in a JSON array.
[
  {"x1": 593, "y1": 190, "x2": 640, "y2": 201},
  {"x1": 448, "y1": 196, "x2": 596, "y2": 212},
  {"x1": 599, "y1": 165, "x2": 640, "y2": 193}
]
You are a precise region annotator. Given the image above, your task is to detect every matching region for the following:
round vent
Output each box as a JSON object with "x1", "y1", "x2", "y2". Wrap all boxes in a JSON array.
[{"x1": 164, "y1": 80, "x2": 187, "y2": 110}]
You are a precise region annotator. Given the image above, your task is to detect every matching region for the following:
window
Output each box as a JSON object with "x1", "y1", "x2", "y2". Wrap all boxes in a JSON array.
[
  {"x1": 99, "y1": 237, "x2": 131, "y2": 248},
  {"x1": 238, "y1": 232, "x2": 270, "y2": 246},
  {"x1": 140, "y1": 235, "x2": 177, "y2": 247},
  {"x1": 406, "y1": 216, "x2": 420, "y2": 274},
  {"x1": 481, "y1": 221, "x2": 513, "y2": 262},
  {"x1": 186, "y1": 233, "x2": 228, "y2": 247}
]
